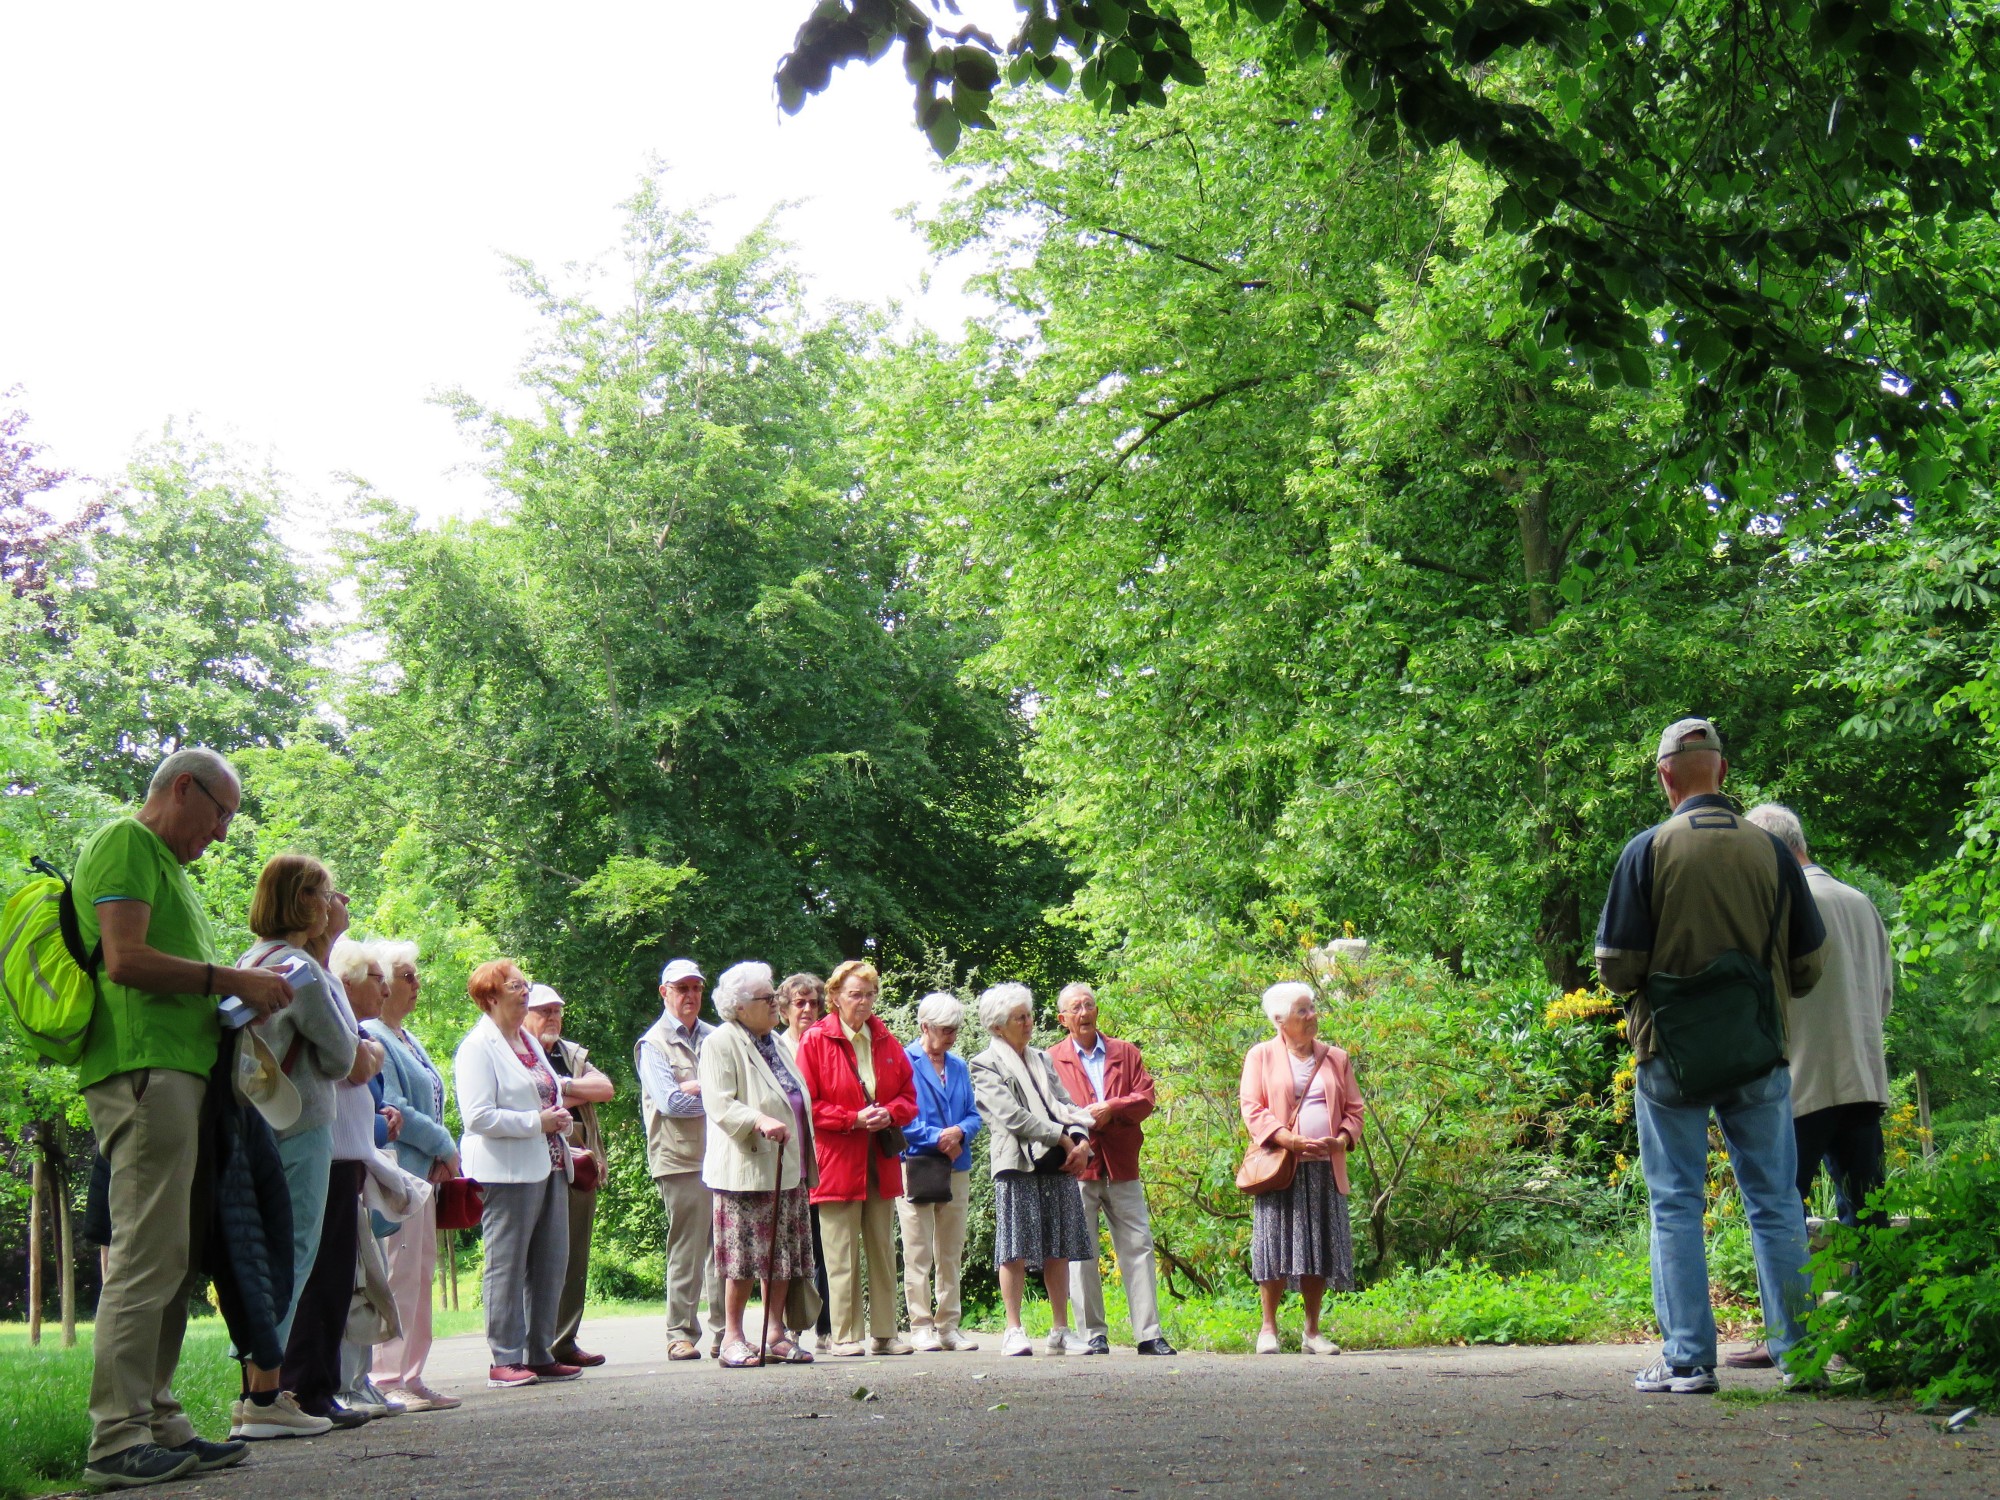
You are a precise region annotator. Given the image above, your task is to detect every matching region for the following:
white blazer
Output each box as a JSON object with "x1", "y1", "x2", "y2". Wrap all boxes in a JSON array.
[{"x1": 454, "y1": 1014, "x2": 571, "y2": 1185}]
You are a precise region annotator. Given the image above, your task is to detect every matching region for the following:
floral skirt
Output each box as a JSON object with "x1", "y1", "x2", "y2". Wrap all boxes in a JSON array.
[
  {"x1": 713, "y1": 1184, "x2": 814, "y2": 1283},
  {"x1": 1250, "y1": 1159, "x2": 1355, "y2": 1290},
  {"x1": 992, "y1": 1171, "x2": 1093, "y2": 1270}
]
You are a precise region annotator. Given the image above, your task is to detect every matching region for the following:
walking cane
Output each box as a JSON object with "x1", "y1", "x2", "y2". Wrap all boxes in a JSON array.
[{"x1": 759, "y1": 1131, "x2": 785, "y2": 1366}]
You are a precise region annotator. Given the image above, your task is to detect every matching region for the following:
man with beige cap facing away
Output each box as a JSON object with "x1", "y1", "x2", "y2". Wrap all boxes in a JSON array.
[
  {"x1": 524, "y1": 983, "x2": 616, "y2": 1369},
  {"x1": 1594, "y1": 717, "x2": 1826, "y2": 1395},
  {"x1": 637, "y1": 959, "x2": 723, "y2": 1359}
]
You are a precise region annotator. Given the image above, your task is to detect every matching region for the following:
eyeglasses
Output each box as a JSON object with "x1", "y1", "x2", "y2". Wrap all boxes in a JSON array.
[{"x1": 189, "y1": 776, "x2": 237, "y2": 827}]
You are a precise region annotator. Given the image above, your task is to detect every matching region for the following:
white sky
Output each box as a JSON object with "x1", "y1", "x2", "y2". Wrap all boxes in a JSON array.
[{"x1": 2, "y1": 1, "x2": 980, "y2": 526}]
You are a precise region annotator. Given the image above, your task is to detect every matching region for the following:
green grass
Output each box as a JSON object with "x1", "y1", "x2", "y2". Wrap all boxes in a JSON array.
[
  {"x1": 0, "y1": 1298, "x2": 663, "y2": 1500},
  {"x1": 1, "y1": 1318, "x2": 237, "y2": 1500}
]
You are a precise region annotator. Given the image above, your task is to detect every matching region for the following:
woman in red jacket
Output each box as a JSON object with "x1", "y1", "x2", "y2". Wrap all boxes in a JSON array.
[
  {"x1": 795, "y1": 960, "x2": 919, "y2": 1356},
  {"x1": 1239, "y1": 980, "x2": 1366, "y2": 1356}
]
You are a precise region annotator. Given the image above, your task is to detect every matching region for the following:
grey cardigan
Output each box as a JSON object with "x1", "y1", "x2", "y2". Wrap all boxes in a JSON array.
[
  {"x1": 241, "y1": 942, "x2": 358, "y2": 1139},
  {"x1": 969, "y1": 1041, "x2": 1095, "y2": 1178}
]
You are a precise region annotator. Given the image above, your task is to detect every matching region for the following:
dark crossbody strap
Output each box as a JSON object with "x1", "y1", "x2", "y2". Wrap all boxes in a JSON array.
[{"x1": 1761, "y1": 850, "x2": 1790, "y2": 971}]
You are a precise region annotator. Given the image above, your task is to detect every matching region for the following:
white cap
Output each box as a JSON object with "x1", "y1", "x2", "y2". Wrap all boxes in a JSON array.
[
  {"x1": 660, "y1": 958, "x2": 704, "y2": 986},
  {"x1": 232, "y1": 1027, "x2": 302, "y2": 1132},
  {"x1": 526, "y1": 983, "x2": 565, "y2": 1010}
]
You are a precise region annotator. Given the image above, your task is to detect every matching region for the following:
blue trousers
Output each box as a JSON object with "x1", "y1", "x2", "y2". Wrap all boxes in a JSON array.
[
  {"x1": 272, "y1": 1126, "x2": 333, "y2": 1350},
  {"x1": 1634, "y1": 1060, "x2": 1812, "y2": 1368}
]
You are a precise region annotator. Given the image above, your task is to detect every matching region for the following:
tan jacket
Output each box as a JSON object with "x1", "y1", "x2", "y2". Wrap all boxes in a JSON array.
[
  {"x1": 969, "y1": 1041, "x2": 1095, "y2": 1178},
  {"x1": 698, "y1": 1021, "x2": 818, "y2": 1194}
]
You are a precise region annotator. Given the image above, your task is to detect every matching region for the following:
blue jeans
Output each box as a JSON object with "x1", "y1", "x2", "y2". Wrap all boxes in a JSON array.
[{"x1": 1634, "y1": 1059, "x2": 1812, "y2": 1369}]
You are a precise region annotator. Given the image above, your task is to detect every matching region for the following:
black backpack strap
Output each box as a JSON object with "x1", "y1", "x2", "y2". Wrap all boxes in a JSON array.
[
  {"x1": 30, "y1": 855, "x2": 101, "y2": 973},
  {"x1": 1762, "y1": 847, "x2": 1789, "y2": 970}
]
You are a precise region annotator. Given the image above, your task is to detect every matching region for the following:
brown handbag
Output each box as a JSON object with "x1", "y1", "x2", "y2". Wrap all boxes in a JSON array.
[{"x1": 1235, "y1": 1052, "x2": 1314, "y2": 1196}]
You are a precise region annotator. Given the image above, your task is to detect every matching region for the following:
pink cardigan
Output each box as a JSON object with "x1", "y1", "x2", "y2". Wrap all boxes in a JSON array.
[{"x1": 1239, "y1": 1037, "x2": 1366, "y2": 1195}]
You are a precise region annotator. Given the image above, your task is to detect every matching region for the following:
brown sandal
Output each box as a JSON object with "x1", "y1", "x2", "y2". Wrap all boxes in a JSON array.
[
  {"x1": 766, "y1": 1337, "x2": 813, "y2": 1364},
  {"x1": 718, "y1": 1339, "x2": 763, "y2": 1368}
]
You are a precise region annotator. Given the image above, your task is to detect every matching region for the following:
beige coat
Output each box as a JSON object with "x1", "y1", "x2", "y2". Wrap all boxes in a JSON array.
[
  {"x1": 969, "y1": 1040, "x2": 1095, "y2": 1178},
  {"x1": 698, "y1": 1020, "x2": 818, "y2": 1194}
]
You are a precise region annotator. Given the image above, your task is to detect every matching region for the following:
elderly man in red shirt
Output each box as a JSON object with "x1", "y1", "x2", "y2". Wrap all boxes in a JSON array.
[{"x1": 1048, "y1": 983, "x2": 1177, "y2": 1356}]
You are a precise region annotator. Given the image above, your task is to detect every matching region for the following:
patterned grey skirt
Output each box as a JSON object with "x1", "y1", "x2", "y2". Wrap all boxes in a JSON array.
[
  {"x1": 992, "y1": 1171, "x2": 1094, "y2": 1269},
  {"x1": 712, "y1": 1184, "x2": 815, "y2": 1282},
  {"x1": 1250, "y1": 1159, "x2": 1355, "y2": 1290}
]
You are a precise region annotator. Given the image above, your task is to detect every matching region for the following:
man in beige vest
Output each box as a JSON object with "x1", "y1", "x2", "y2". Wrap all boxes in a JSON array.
[
  {"x1": 636, "y1": 959, "x2": 722, "y2": 1360},
  {"x1": 525, "y1": 984, "x2": 615, "y2": 1368}
]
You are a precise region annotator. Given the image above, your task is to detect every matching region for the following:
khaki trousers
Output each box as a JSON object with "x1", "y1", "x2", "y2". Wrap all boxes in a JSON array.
[
  {"x1": 896, "y1": 1170, "x2": 970, "y2": 1332},
  {"x1": 83, "y1": 1067, "x2": 208, "y2": 1462},
  {"x1": 554, "y1": 1184, "x2": 597, "y2": 1355},
  {"x1": 819, "y1": 1192, "x2": 900, "y2": 1343},
  {"x1": 656, "y1": 1172, "x2": 720, "y2": 1346},
  {"x1": 1069, "y1": 1177, "x2": 1163, "y2": 1344}
]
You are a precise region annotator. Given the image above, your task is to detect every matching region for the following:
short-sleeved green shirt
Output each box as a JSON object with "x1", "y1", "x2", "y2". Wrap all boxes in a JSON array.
[{"x1": 72, "y1": 816, "x2": 221, "y2": 1089}]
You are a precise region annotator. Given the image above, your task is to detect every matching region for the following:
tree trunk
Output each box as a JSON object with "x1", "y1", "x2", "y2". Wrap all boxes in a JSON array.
[
  {"x1": 1536, "y1": 876, "x2": 1589, "y2": 992},
  {"x1": 1514, "y1": 480, "x2": 1558, "y2": 633},
  {"x1": 28, "y1": 1154, "x2": 45, "y2": 1347},
  {"x1": 58, "y1": 1155, "x2": 77, "y2": 1348}
]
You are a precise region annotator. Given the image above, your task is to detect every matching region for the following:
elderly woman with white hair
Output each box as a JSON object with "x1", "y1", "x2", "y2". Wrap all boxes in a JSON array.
[
  {"x1": 968, "y1": 983, "x2": 1097, "y2": 1357},
  {"x1": 1239, "y1": 980, "x2": 1366, "y2": 1355},
  {"x1": 896, "y1": 992, "x2": 984, "y2": 1352},
  {"x1": 361, "y1": 940, "x2": 462, "y2": 1411},
  {"x1": 698, "y1": 961, "x2": 819, "y2": 1368}
]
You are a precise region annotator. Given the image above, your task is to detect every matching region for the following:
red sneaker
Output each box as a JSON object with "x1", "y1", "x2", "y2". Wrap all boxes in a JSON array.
[
  {"x1": 527, "y1": 1361, "x2": 583, "y2": 1382},
  {"x1": 487, "y1": 1364, "x2": 539, "y2": 1389}
]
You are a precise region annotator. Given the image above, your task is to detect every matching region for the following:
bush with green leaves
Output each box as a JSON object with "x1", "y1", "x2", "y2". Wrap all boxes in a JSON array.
[{"x1": 1794, "y1": 1144, "x2": 2000, "y2": 1406}]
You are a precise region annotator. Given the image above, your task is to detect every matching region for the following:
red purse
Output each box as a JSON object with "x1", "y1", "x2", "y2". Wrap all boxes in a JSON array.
[
  {"x1": 435, "y1": 1177, "x2": 486, "y2": 1231},
  {"x1": 569, "y1": 1151, "x2": 604, "y2": 1193}
]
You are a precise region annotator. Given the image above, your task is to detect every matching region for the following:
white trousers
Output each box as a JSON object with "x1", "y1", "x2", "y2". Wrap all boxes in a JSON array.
[{"x1": 1069, "y1": 1177, "x2": 1162, "y2": 1343}]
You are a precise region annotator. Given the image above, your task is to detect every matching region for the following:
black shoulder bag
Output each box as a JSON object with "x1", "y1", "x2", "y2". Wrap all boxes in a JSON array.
[{"x1": 1644, "y1": 856, "x2": 1790, "y2": 1102}]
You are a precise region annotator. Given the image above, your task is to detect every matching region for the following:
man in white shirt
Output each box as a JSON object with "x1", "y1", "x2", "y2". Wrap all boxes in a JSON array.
[
  {"x1": 636, "y1": 959, "x2": 721, "y2": 1360},
  {"x1": 1725, "y1": 804, "x2": 1894, "y2": 1369}
]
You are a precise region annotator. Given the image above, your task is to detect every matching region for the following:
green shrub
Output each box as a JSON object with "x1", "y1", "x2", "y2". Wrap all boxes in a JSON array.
[{"x1": 1794, "y1": 1145, "x2": 2000, "y2": 1406}]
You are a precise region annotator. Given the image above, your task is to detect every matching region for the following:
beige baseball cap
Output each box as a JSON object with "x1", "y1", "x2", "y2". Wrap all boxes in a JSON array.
[
  {"x1": 232, "y1": 1026, "x2": 301, "y2": 1133},
  {"x1": 1656, "y1": 717, "x2": 1724, "y2": 762}
]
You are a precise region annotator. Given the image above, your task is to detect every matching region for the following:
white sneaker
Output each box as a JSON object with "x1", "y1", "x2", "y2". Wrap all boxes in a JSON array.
[
  {"x1": 1001, "y1": 1327, "x2": 1033, "y2": 1357},
  {"x1": 870, "y1": 1335, "x2": 916, "y2": 1356},
  {"x1": 911, "y1": 1326, "x2": 943, "y2": 1352},
  {"x1": 1255, "y1": 1329, "x2": 1281, "y2": 1355},
  {"x1": 1301, "y1": 1333, "x2": 1341, "y2": 1356},
  {"x1": 938, "y1": 1328, "x2": 980, "y2": 1352},
  {"x1": 235, "y1": 1391, "x2": 335, "y2": 1440},
  {"x1": 1045, "y1": 1326, "x2": 1091, "y2": 1356}
]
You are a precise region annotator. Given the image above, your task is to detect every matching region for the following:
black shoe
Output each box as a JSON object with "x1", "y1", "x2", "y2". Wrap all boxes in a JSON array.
[
  {"x1": 82, "y1": 1443, "x2": 199, "y2": 1490},
  {"x1": 305, "y1": 1402, "x2": 372, "y2": 1430},
  {"x1": 1136, "y1": 1337, "x2": 1178, "y2": 1356},
  {"x1": 1086, "y1": 1334, "x2": 1111, "y2": 1355},
  {"x1": 170, "y1": 1437, "x2": 248, "y2": 1472}
]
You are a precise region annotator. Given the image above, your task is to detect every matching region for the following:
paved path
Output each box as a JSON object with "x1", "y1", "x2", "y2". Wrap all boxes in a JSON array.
[{"x1": 179, "y1": 1317, "x2": 1990, "y2": 1499}]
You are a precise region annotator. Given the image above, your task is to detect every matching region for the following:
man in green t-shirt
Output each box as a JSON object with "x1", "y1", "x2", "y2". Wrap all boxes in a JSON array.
[{"x1": 73, "y1": 748, "x2": 294, "y2": 1491}]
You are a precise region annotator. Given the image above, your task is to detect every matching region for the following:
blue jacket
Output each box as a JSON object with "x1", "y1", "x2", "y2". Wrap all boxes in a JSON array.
[
  {"x1": 902, "y1": 1042, "x2": 981, "y2": 1171},
  {"x1": 364, "y1": 1018, "x2": 456, "y2": 1175}
]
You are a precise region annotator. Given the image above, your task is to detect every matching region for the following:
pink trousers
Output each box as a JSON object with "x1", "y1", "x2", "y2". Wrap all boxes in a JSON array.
[{"x1": 370, "y1": 1196, "x2": 437, "y2": 1388}]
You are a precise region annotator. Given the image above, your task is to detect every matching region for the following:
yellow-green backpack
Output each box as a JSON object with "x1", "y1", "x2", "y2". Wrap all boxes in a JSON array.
[{"x1": 0, "y1": 856, "x2": 101, "y2": 1065}]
